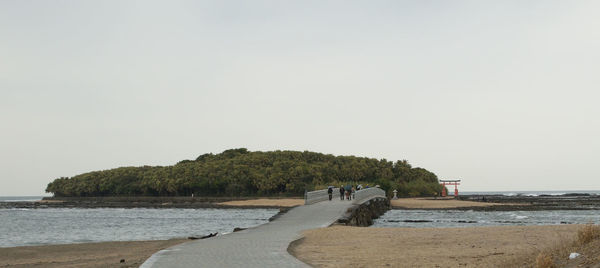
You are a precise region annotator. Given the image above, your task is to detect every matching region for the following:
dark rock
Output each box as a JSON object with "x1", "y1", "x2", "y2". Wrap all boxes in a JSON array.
[
  {"x1": 339, "y1": 197, "x2": 390, "y2": 227},
  {"x1": 120, "y1": 259, "x2": 125, "y2": 263},
  {"x1": 200, "y1": 232, "x2": 218, "y2": 239},
  {"x1": 233, "y1": 227, "x2": 247, "y2": 232},
  {"x1": 268, "y1": 207, "x2": 291, "y2": 222},
  {"x1": 188, "y1": 232, "x2": 218, "y2": 240}
]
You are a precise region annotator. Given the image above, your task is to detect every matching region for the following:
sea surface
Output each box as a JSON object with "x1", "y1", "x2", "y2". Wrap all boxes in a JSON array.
[
  {"x1": 373, "y1": 209, "x2": 600, "y2": 228},
  {"x1": 2, "y1": 192, "x2": 598, "y2": 248},
  {"x1": 461, "y1": 190, "x2": 600, "y2": 196},
  {"x1": 376, "y1": 190, "x2": 600, "y2": 228},
  {"x1": 0, "y1": 207, "x2": 278, "y2": 248}
]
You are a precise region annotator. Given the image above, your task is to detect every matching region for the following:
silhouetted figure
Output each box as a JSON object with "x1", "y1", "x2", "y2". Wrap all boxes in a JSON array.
[
  {"x1": 339, "y1": 186, "x2": 345, "y2": 200},
  {"x1": 327, "y1": 187, "x2": 333, "y2": 201}
]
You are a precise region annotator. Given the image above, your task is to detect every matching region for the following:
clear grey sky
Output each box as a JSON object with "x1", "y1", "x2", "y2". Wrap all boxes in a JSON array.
[{"x1": 1, "y1": 1, "x2": 599, "y2": 196}]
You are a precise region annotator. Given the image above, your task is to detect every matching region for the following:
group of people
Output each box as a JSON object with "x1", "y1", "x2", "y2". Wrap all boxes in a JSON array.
[{"x1": 327, "y1": 184, "x2": 369, "y2": 201}]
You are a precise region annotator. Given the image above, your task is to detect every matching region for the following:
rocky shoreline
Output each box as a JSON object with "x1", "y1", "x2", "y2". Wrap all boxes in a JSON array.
[
  {"x1": 0, "y1": 196, "x2": 303, "y2": 209},
  {"x1": 456, "y1": 193, "x2": 600, "y2": 211},
  {"x1": 3, "y1": 194, "x2": 600, "y2": 211},
  {"x1": 337, "y1": 197, "x2": 390, "y2": 226}
]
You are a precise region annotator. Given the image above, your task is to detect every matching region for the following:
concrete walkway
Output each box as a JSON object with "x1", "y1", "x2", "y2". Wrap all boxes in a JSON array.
[{"x1": 141, "y1": 198, "x2": 354, "y2": 267}]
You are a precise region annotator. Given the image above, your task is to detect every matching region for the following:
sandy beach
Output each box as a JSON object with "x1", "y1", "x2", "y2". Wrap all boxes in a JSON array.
[
  {"x1": 0, "y1": 239, "x2": 187, "y2": 268},
  {"x1": 218, "y1": 196, "x2": 513, "y2": 209},
  {"x1": 217, "y1": 198, "x2": 304, "y2": 207},
  {"x1": 290, "y1": 225, "x2": 582, "y2": 267},
  {"x1": 2, "y1": 225, "x2": 591, "y2": 268},
  {"x1": 391, "y1": 197, "x2": 508, "y2": 209},
  {"x1": 2, "y1": 198, "x2": 594, "y2": 267}
]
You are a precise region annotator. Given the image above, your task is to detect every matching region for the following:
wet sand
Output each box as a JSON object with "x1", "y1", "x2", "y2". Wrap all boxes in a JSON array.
[
  {"x1": 290, "y1": 225, "x2": 582, "y2": 267},
  {"x1": 0, "y1": 239, "x2": 187, "y2": 268}
]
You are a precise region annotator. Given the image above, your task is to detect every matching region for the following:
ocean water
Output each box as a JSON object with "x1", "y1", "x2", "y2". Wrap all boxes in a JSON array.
[
  {"x1": 460, "y1": 190, "x2": 600, "y2": 197},
  {"x1": 374, "y1": 209, "x2": 600, "y2": 228},
  {"x1": 0, "y1": 208, "x2": 278, "y2": 248}
]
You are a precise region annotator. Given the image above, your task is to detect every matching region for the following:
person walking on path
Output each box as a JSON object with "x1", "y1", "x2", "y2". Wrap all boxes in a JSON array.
[
  {"x1": 344, "y1": 185, "x2": 352, "y2": 200},
  {"x1": 327, "y1": 187, "x2": 333, "y2": 201},
  {"x1": 339, "y1": 185, "x2": 345, "y2": 200}
]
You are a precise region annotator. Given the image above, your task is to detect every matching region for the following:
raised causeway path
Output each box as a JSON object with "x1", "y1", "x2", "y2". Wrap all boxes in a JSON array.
[{"x1": 141, "y1": 198, "x2": 354, "y2": 267}]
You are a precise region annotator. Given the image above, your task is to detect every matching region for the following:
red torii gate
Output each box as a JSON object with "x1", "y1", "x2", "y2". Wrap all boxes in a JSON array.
[{"x1": 440, "y1": 179, "x2": 461, "y2": 197}]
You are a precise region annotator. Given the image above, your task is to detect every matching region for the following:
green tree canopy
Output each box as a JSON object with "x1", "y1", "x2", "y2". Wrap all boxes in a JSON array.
[{"x1": 46, "y1": 149, "x2": 443, "y2": 197}]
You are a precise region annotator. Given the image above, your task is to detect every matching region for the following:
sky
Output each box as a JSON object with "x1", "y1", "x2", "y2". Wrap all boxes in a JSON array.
[{"x1": 1, "y1": 1, "x2": 599, "y2": 196}]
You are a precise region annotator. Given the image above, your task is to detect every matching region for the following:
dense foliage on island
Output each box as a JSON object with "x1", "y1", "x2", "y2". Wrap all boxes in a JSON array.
[{"x1": 46, "y1": 149, "x2": 443, "y2": 198}]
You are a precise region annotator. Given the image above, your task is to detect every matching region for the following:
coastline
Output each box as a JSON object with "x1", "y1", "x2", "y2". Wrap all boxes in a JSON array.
[
  {"x1": 0, "y1": 196, "x2": 305, "y2": 209},
  {"x1": 5, "y1": 224, "x2": 590, "y2": 268},
  {"x1": 4, "y1": 192, "x2": 599, "y2": 210},
  {"x1": 393, "y1": 194, "x2": 600, "y2": 211},
  {"x1": 0, "y1": 198, "x2": 300, "y2": 267},
  {"x1": 3, "y1": 192, "x2": 599, "y2": 210},
  {"x1": 2, "y1": 197, "x2": 599, "y2": 267},
  {"x1": 391, "y1": 197, "x2": 509, "y2": 209},
  {"x1": 0, "y1": 239, "x2": 188, "y2": 268}
]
